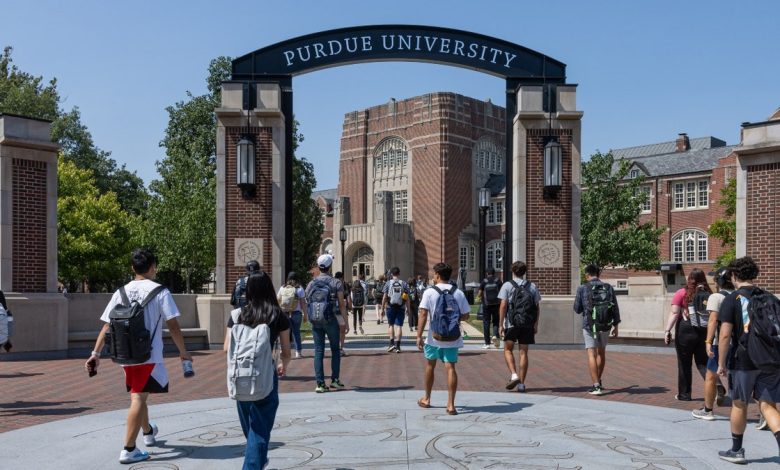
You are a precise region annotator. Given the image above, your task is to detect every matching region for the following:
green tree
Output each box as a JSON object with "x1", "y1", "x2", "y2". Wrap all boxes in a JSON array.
[
  {"x1": 291, "y1": 123, "x2": 324, "y2": 284},
  {"x1": 708, "y1": 177, "x2": 736, "y2": 268},
  {"x1": 581, "y1": 151, "x2": 665, "y2": 271},
  {"x1": 58, "y1": 156, "x2": 138, "y2": 291}
]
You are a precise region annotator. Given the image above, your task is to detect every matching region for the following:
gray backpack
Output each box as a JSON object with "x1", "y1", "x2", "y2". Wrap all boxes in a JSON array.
[
  {"x1": 227, "y1": 309, "x2": 275, "y2": 401},
  {"x1": 389, "y1": 280, "x2": 404, "y2": 306}
]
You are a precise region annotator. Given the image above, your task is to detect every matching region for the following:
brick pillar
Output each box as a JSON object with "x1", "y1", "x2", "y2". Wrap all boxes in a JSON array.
[
  {"x1": 512, "y1": 85, "x2": 582, "y2": 295},
  {"x1": 216, "y1": 83, "x2": 286, "y2": 292},
  {"x1": 0, "y1": 114, "x2": 59, "y2": 293}
]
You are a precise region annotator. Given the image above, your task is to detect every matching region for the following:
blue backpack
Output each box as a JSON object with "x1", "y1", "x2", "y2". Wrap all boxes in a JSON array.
[
  {"x1": 430, "y1": 286, "x2": 461, "y2": 341},
  {"x1": 306, "y1": 279, "x2": 335, "y2": 326}
]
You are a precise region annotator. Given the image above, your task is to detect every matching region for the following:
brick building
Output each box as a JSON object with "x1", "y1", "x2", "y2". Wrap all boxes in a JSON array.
[{"x1": 319, "y1": 92, "x2": 508, "y2": 283}]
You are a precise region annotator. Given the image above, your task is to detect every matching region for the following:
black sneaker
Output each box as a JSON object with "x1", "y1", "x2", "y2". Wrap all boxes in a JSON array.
[
  {"x1": 588, "y1": 385, "x2": 604, "y2": 396},
  {"x1": 395, "y1": 346, "x2": 401, "y2": 354},
  {"x1": 718, "y1": 448, "x2": 746, "y2": 464},
  {"x1": 330, "y1": 379, "x2": 345, "y2": 390},
  {"x1": 674, "y1": 394, "x2": 691, "y2": 401},
  {"x1": 387, "y1": 344, "x2": 396, "y2": 353}
]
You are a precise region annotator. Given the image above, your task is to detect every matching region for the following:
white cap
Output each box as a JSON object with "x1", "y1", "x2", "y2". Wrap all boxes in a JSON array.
[{"x1": 317, "y1": 254, "x2": 333, "y2": 269}]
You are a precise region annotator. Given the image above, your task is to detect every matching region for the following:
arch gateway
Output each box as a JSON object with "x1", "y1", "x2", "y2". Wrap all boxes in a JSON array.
[{"x1": 215, "y1": 25, "x2": 583, "y2": 295}]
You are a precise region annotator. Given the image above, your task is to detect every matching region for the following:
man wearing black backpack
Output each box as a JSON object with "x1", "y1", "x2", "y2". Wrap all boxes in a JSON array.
[
  {"x1": 230, "y1": 260, "x2": 261, "y2": 309},
  {"x1": 716, "y1": 256, "x2": 780, "y2": 464},
  {"x1": 85, "y1": 248, "x2": 192, "y2": 464},
  {"x1": 478, "y1": 268, "x2": 502, "y2": 349},
  {"x1": 573, "y1": 264, "x2": 621, "y2": 396},
  {"x1": 498, "y1": 261, "x2": 541, "y2": 392}
]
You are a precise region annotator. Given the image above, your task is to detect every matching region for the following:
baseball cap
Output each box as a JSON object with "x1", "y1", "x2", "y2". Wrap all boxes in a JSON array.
[
  {"x1": 246, "y1": 260, "x2": 261, "y2": 273},
  {"x1": 317, "y1": 254, "x2": 333, "y2": 269}
]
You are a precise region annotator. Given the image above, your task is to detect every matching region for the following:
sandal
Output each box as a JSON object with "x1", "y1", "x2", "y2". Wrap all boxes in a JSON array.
[
  {"x1": 417, "y1": 398, "x2": 431, "y2": 409},
  {"x1": 446, "y1": 408, "x2": 458, "y2": 415}
]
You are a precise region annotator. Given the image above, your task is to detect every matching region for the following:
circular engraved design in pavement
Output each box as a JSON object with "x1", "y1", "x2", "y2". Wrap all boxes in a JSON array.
[
  {"x1": 236, "y1": 240, "x2": 261, "y2": 264},
  {"x1": 158, "y1": 410, "x2": 703, "y2": 469}
]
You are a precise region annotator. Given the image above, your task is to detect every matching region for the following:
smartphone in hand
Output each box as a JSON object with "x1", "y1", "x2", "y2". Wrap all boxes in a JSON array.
[{"x1": 86, "y1": 358, "x2": 97, "y2": 377}]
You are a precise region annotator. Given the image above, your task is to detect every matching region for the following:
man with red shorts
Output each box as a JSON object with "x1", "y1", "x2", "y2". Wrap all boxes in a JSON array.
[{"x1": 86, "y1": 248, "x2": 192, "y2": 464}]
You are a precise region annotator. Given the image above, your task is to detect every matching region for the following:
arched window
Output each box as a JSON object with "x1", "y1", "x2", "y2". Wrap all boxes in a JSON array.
[
  {"x1": 672, "y1": 229, "x2": 708, "y2": 263},
  {"x1": 373, "y1": 137, "x2": 408, "y2": 179},
  {"x1": 486, "y1": 240, "x2": 503, "y2": 271},
  {"x1": 321, "y1": 239, "x2": 333, "y2": 255},
  {"x1": 474, "y1": 139, "x2": 504, "y2": 174}
]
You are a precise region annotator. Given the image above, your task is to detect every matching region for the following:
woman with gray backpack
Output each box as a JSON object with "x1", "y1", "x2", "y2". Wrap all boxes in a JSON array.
[{"x1": 226, "y1": 271, "x2": 291, "y2": 470}]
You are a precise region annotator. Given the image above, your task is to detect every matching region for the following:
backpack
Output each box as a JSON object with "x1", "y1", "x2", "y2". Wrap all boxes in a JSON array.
[
  {"x1": 690, "y1": 287, "x2": 711, "y2": 330},
  {"x1": 351, "y1": 282, "x2": 365, "y2": 307},
  {"x1": 430, "y1": 286, "x2": 462, "y2": 341},
  {"x1": 107, "y1": 285, "x2": 166, "y2": 365},
  {"x1": 306, "y1": 278, "x2": 335, "y2": 326},
  {"x1": 0, "y1": 306, "x2": 9, "y2": 346},
  {"x1": 508, "y1": 280, "x2": 538, "y2": 328},
  {"x1": 227, "y1": 309, "x2": 275, "y2": 401},
  {"x1": 279, "y1": 284, "x2": 298, "y2": 312},
  {"x1": 374, "y1": 281, "x2": 385, "y2": 301},
  {"x1": 587, "y1": 280, "x2": 615, "y2": 336},
  {"x1": 389, "y1": 280, "x2": 404, "y2": 306},
  {"x1": 740, "y1": 288, "x2": 780, "y2": 372},
  {"x1": 231, "y1": 276, "x2": 248, "y2": 308},
  {"x1": 483, "y1": 278, "x2": 500, "y2": 306}
]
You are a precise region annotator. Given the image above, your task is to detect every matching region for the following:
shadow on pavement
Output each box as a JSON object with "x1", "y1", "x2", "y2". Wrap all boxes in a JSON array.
[
  {"x1": 351, "y1": 385, "x2": 414, "y2": 393},
  {"x1": 0, "y1": 372, "x2": 44, "y2": 379},
  {"x1": 457, "y1": 401, "x2": 530, "y2": 414},
  {"x1": 0, "y1": 400, "x2": 79, "y2": 409}
]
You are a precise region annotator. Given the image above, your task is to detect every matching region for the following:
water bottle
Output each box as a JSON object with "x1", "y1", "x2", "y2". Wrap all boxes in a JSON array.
[{"x1": 182, "y1": 359, "x2": 194, "y2": 378}]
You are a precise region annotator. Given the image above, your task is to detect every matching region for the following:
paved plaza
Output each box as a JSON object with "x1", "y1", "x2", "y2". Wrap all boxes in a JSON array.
[{"x1": 2, "y1": 339, "x2": 779, "y2": 468}]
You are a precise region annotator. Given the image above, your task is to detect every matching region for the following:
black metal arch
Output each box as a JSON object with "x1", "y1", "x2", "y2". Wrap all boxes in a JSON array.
[
  {"x1": 231, "y1": 25, "x2": 568, "y2": 282},
  {"x1": 232, "y1": 25, "x2": 565, "y2": 81}
]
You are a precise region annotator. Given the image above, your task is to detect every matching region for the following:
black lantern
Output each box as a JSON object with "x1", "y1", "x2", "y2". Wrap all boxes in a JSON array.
[
  {"x1": 339, "y1": 227, "x2": 347, "y2": 278},
  {"x1": 237, "y1": 136, "x2": 256, "y2": 198},
  {"x1": 543, "y1": 138, "x2": 562, "y2": 198}
]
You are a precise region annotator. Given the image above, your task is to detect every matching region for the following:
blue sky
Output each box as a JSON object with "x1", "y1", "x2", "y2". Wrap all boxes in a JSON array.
[{"x1": 3, "y1": 1, "x2": 778, "y2": 190}]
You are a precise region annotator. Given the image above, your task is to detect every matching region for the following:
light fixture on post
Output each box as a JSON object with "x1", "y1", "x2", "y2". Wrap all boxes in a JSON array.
[
  {"x1": 543, "y1": 83, "x2": 562, "y2": 200},
  {"x1": 339, "y1": 226, "x2": 347, "y2": 278},
  {"x1": 237, "y1": 83, "x2": 256, "y2": 199},
  {"x1": 478, "y1": 187, "x2": 490, "y2": 282}
]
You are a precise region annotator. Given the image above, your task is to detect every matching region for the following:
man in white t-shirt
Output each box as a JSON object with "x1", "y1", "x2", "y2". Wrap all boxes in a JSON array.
[
  {"x1": 85, "y1": 248, "x2": 192, "y2": 465},
  {"x1": 415, "y1": 262, "x2": 470, "y2": 415}
]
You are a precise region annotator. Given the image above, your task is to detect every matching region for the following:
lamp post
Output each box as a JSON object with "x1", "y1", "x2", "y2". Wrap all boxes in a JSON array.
[
  {"x1": 543, "y1": 138, "x2": 562, "y2": 199},
  {"x1": 236, "y1": 135, "x2": 256, "y2": 198},
  {"x1": 478, "y1": 187, "x2": 490, "y2": 282},
  {"x1": 501, "y1": 231, "x2": 506, "y2": 281},
  {"x1": 339, "y1": 227, "x2": 347, "y2": 279}
]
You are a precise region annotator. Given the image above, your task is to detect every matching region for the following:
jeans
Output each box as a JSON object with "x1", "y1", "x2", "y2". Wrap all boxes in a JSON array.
[
  {"x1": 675, "y1": 321, "x2": 708, "y2": 397},
  {"x1": 482, "y1": 304, "x2": 499, "y2": 344},
  {"x1": 236, "y1": 374, "x2": 279, "y2": 470},
  {"x1": 312, "y1": 316, "x2": 341, "y2": 384},
  {"x1": 288, "y1": 311, "x2": 303, "y2": 353},
  {"x1": 352, "y1": 307, "x2": 364, "y2": 330}
]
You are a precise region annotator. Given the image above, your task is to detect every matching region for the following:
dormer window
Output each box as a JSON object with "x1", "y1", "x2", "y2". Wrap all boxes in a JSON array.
[{"x1": 629, "y1": 169, "x2": 640, "y2": 179}]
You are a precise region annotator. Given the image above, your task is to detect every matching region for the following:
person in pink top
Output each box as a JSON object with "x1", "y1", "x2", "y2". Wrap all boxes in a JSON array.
[{"x1": 664, "y1": 268, "x2": 713, "y2": 401}]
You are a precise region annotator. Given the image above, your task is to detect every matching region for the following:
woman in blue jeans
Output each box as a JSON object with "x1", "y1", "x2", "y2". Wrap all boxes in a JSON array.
[
  {"x1": 279, "y1": 272, "x2": 307, "y2": 358},
  {"x1": 228, "y1": 271, "x2": 291, "y2": 469}
]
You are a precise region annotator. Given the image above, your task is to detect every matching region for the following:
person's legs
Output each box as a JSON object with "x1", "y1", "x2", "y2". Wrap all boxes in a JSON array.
[
  {"x1": 352, "y1": 308, "x2": 358, "y2": 330},
  {"x1": 125, "y1": 392, "x2": 149, "y2": 448},
  {"x1": 482, "y1": 306, "x2": 492, "y2": 345},
  {"x1": 444, "y1": 361, "x2": 458, "y2": 411},
  {"x1": 703, "y1": 371, "x2": 718, "y2": 409},
  {"x1": 312, "y1": 325, "x2": 325, "y2": 384},
  {"x1": 586, "y1": 348, "x2": 599, "y2": 384},
  {"x1": 421, "y1": 356, "x2": 437, "y2": 405},
  {"x1": 490, "y1": 308, "x2": 500, "y2": 339},
  {"x1": 730, "y1": 400, "x2": 749, "y2": 439},
  {"x1": 239, "y1": 376, "x2": 279, "y2": 470},
  {"x1": 675, "y1": 325, "x2": 695, "y2": 398},
  {"x1": 338, "y1": 314, "x2": 347, "y2": 350},
  {"x1": 290, "y1": 312, "x2": 303, "y2": 354},
  {"x1": 596, "y1": 347, "x2": 606, "y2": 383},
  {"x1": 325, "y1": 318, "x2": 341, "y2": 381},
  {"x1": 518, "y1": 344, "x2": 529, "y2": 383},
  {"x1": 503, "y1": 340, "x2": 517, "y2": 376},
  {"x1": 692, "y1": 332, "x2": 708, "y2": 381}
]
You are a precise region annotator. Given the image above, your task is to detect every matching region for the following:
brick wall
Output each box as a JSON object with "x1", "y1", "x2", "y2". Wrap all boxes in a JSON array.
[
  {"x1": 224, "y1": 127, "x2": 274, "y2": 292},
  {"x1": 12, "y1": 158, "x2": 47, "y2": 292},
  {"x1": 746, "y1": 162, "x2": 780, "y2": 292}
]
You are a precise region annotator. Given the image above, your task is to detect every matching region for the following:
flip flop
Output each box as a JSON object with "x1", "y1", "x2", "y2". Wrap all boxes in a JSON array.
[
  {"x1": 417, "y1": 398, "x2": 431, "y2": 409},
  {"x1": 446, "y1": 408, "x2": 458, "y2": 416}
]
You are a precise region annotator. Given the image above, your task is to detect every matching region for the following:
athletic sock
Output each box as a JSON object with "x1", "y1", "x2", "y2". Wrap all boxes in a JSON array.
[
  {"x1": 732, "y1": 433, "x2": 744, "y2": 452},
  {"x1": 124, "y1": 446, "x2": 136, "y2": 452},
  {"x1": 143, "y1": 426, "x2": 153, "y2": 435},
  {"x1": 704, "y1": 407, "x2": 712, "y2": 413},
  {"x1": 389, "y1": 338, "x2": 394, "y2": 346},
  {"x1": 395, "y1": 340, "x2": 401, "y2": 348}
]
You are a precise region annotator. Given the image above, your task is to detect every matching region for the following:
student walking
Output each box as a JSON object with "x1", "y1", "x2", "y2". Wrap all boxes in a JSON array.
[
  {"x1": 227, "y1": 271, "x2": 291, "y2": 470},
  {"x1": 277, "y1": 272, "x2": 307, "y2": 359},
  {"x1": 306, "y1": 255, "x2": 347, "y2": 393},
  {"x1": 334, "y1": 272, "x2": 350, "y2": 356},
  {"x1": 478, "y1": 268, "x2": 502, "y2": 349},
  {"x1": 664, "y1": 268, "x2": 712, "y2": 401},
  {"x1": 374, "y1": 275, "x2": 387, "y2": 324},
  {"x1": 716, "y1": 256, "x2": 780, "y2": 464},
  {"x1": 351, "y1": 274, "x2": 368, "y2": 334},
  {"x1": 85, "y1": 248, "x2": 192, "y2": 464},
  {"x1": 498, "y1": 261, "x2": 541, "y2": 393},
  {"x1": 573, "y1": 264, "x2": 620, "y2": 396},
  {"x1": 231, "y1": 261, "x2": 261, "y2": 309},
  {"x1": 692, "y1": 267, "x2": 732, "y2": 420},
  {"x1": 382, "y1": 267, "x2": 411, "y2": 353},
  {"x1": 415, "y1": 262, "x2": 471, "y2": 415},
  {"x1": 407, "y1": 277, "x2": 419, "y2": 332}
]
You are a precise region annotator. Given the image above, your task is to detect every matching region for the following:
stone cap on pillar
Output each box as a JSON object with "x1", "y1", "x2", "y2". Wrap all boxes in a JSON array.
[{"x1": 0, "y1": 114, "x2": 58, "y2": 151}]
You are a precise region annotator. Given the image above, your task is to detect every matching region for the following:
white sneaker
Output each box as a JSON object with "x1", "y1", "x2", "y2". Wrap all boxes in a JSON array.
[
  {"x1": 119, "y1": 448, "x2": 149, "y2": 464},
  {"x1": 481, "y1": 344, "x2": 491, "y2": 349},
  {"x1": 142, "y1": 423, "x2": 158, "y2": 446},
  {"x1": 295, "y1": 351, "x2": 301, "y2": 359},
  {"x1": 492, "y1": 336, "x2": 500, "y2": 348}
]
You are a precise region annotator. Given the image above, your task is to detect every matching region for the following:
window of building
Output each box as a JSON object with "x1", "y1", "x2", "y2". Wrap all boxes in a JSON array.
[
  {"x1": 322, "y1": 240, "x2": 333, "y2": 256},
  {"x1": 469, "y1": 245, "x2": 476, "y2": 271},
  {"x1": 373, "y1": 137, "x2": 408, "y2": 178},
  {"x1": 673, "y1": 179, "x2": 709, "y2": 210},
  {"x1": 672, "y1": 229, "x2": 708, "y2": 263},
  {"x1": 393, "y1": 190, "x2": 408, "y2": 222},
  {"x1": 474, "y1": 139, "x2": 503, "y2": 173},
  {"x1": 634, "y1": 186, "x2": 651, "y2": 213},
  {"x1": 459, "y1": 246, "x2": 468, "y2": 270},
  {"x1": 629, "y1": 169, "x2": 640, "y2": 179},
  {"x1": 486, "y1": 241, "x2": 503, "y2": 271},
  {"x1": 616, "y1": 280, "x2": 628, "y2": 290},
  {"x1": 487, "y1": 200, "x2": 504, "y2": 225}
]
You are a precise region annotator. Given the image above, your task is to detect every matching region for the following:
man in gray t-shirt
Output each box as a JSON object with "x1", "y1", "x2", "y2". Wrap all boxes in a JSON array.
[{"x1": 498, "y1": 261, "x2": 541, "y2": 393}]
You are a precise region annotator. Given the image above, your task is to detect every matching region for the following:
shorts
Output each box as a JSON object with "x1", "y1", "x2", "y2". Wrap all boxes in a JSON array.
[
  {"x1": 504, "y1": 326, "x2": 535, "y2": 345},
  {"x1": 123, "y1": 363, "x2": 169, "y2": 394},
  {"x1": 424, "y1": 344, "x2": 459, "y2": 363},
  {"x1": 386, "y1": 305, "x2": 405, "y2": 327},
  {"x1": 583, "y1": 329, "x2": 610, "y2": 349},
  {"x1": 729, "y1": 369, "x2": 780, "y2": 403},
  {"x1": 706, "y1": 345, "x2": 719, "y2": 373}
]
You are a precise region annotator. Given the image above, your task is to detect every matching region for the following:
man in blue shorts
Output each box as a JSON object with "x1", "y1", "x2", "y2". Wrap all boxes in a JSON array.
[
  {"x1": 415, "y1": 263, "x2": 470, "y2": 415},
  {"x1": 382, "y1": 266, "x2": 411, "y2": 353}
]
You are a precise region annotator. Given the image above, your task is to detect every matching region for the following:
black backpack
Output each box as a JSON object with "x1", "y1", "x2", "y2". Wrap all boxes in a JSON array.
[
  {"x1": 351, "y1": 282, "x2": 365, "y2": 307},
  {"x1": 587, "y1": 280, "x2": 616, "y2": 335},
  {"x1": 483, "y1": 278, "x2": 500, "y2": 306},
  {"x1": 107, "y1": 285, "x2": 166, "y2": 365},
  {"x1": 690, "y1": 287, "x2": 711, "y2": 331},
  {"x1": 508, "y1": 280, "x2": 537, "y2": 328},
  {"x1": 231, "y1": 276, "x2": 248, "y2": 308},
  {"x1": 740, "y1": 288, "x2": 780, "y2": 372},
  {"x1": 374, "y1": 281, "x2": 385, "y2": 301}
]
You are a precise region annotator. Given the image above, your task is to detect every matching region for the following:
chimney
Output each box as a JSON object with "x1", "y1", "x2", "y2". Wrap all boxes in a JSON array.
[{"x1": 675, "y1": 133, "x2": 690, "y2": 152}]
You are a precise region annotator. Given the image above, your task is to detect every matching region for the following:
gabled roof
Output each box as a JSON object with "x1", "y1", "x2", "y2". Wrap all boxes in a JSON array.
[
  {"x1": 611, "y1": 137, "x2": 735, "y2": 177},
  {"x1": 312, "y1": 188, "x2": 338, "y2": 203},
  {"x1": 612, "y1": 136, "x2": 727, "y2": 160}
]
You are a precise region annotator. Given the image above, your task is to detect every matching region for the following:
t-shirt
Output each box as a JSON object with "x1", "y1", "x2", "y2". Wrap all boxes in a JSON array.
[
  {"x1": 383, "y1": 278, "x2": 409, "y2": 306},
  {"x1": 706, "y1": 290, "x2": 731, "y2": 346},
  {"x1": 100, "y1": 279, "x2": 180, "y2": 365},
  {"x1": 228, "y1": 307, "x2": 290, "y2": 346},
  {"x1": 419, "y1": 283, "x2": 471, "y2": 348},
  {"x1": 717, "y1": 286, "x2": 756, "y2": 371},
  {"x1": 498, "y1": 279, "x2": 542, "y2": 304},
  {"x1": 277, "y1": 285, "x2": 305, "y2": 313}
]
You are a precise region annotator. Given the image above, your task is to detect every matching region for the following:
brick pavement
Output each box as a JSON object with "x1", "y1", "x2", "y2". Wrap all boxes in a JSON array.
[{"x1": 0, "y1": 347, "x2": 759, "y2": 434}]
